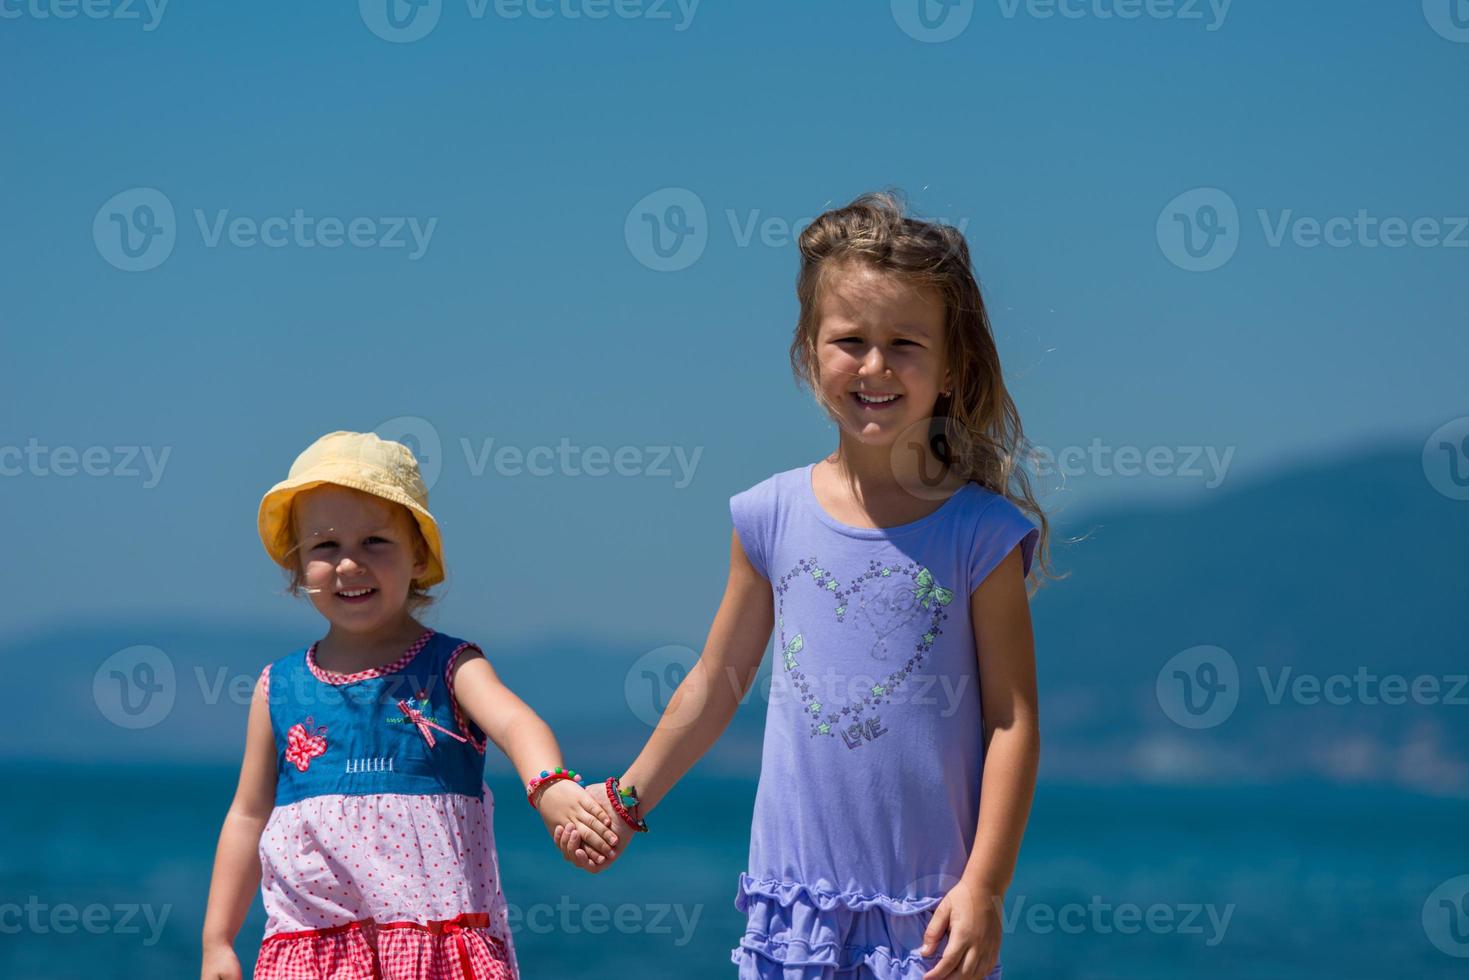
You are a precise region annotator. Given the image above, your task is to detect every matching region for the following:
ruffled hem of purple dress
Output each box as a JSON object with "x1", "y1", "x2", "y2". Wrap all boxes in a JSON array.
[
  {"x1": 735, "y1": 873, "x2": 943, "y2": 915},
  {"x1": 731, "y1": 875, "x2": 1001, "y2": 979}
]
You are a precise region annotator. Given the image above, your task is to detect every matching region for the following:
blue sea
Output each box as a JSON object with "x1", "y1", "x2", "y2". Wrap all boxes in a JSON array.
[{"x1": 0, "y1": 764, "x2": 1460, "y2": 979}]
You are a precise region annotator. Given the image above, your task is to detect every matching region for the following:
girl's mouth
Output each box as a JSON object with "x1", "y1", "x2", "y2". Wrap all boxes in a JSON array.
[
  {"x1": 853, "y1": 392, "x2": 903, "y2": 411},
  {"x1": 336, "y1": 588, "x2": 377, "y2": 604}
]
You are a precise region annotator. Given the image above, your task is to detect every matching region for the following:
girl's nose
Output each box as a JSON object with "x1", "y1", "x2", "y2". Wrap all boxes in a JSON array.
[
  {"x1": 336, "y1": 555, "x2": 362, "y2": 574},
  {"x1": 859, "y1": 347, "x2": 889, "y2": 377}
]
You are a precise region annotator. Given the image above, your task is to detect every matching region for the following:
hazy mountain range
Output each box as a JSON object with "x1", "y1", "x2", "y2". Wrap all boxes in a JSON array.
[{"x1": 7, "y1": 443, "x2": 1463, "y2": 796}]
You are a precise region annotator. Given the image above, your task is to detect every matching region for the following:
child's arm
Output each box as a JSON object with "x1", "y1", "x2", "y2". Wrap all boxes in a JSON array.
[
  {"x1": 200, "y1": 673, "x2": 277, "y2": 980},
  {"x1": 920, "y1": 545, "x2": 1039, "y2": 980},
  {"x1": 557, "y1": 530, "x2": 774, "y2": 868},
  {"x1": 450, "y1": 649, "x2": 620, "y2": 863}
]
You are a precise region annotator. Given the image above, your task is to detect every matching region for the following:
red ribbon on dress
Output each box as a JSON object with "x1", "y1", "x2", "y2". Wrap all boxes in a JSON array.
[
  {"x1": 262, "y1": 912, "x2": 493, "y2": 979},
  {"x1": 397, "y1": 698, "x2": 470, "y2": 749},
  {"x1": 378, "y1": 911, "x2": 489, "y2": 977}
]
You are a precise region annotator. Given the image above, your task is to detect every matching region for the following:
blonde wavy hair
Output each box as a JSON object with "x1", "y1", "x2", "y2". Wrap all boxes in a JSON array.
[{"x1": 790, "y1": 190, "x2": 1054, "y2": 590}]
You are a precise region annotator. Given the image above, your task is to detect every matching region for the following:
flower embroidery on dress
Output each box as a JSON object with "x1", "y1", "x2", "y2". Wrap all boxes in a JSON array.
[{"x1": 284, "y1": 716, "x2": 329, "y2": 771}]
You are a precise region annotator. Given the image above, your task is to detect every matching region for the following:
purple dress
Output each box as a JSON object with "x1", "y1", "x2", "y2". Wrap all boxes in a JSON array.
[{"x1": 728, "y1": 463, "x2": 1038, "y2": 979}]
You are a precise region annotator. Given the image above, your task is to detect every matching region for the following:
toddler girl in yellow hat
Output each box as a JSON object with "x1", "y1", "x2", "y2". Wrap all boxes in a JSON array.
[{"x1": 199, "y1": 430, "x2": 618, "y2": 980}]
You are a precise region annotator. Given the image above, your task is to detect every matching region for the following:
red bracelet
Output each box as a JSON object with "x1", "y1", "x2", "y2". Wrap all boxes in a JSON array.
[
  {"x1": 527, "y1": 768, "x2": 582, "y2": 809},
  {"x1": 604, "y1": 777, "x2": 649, "y2": 832}
]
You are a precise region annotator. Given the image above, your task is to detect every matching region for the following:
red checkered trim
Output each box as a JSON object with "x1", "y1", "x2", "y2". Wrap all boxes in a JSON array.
[
  {"x1": 445, "y1": 643, "x2": 488, "y2": 754},
  {"x1": 306, "y1": 629, "x2": 434, "y2": 685},
  {"x1": 259, "y1": 663, "x2": 271, "y2": 701},
  {"x1": 256, "y1": 912, "x2": 513, "y2": 979}
]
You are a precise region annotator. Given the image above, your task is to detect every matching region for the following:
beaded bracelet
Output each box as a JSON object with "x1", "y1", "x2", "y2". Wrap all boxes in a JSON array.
[
  {"x1": 526, "y1": 767, "x2": 583, "y2": 809},
  {"x1": 605, "y1": 777, "x2": 649, "y2": 833}
]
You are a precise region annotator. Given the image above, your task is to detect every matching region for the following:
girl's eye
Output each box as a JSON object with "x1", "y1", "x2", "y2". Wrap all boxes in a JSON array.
[
  {"x1": 365, "y1": 536, "x2": 389, "y2": 545},
  {"x1": 312, "y1": 541, "x2": 337, "y2": 551}
]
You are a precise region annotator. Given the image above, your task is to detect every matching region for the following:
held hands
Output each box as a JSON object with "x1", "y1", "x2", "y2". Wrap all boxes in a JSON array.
[
  {"x1": 534, "y1": 779, "x2": 620, "y2": 867},
  {"x1": 919, "y1": 877, "x2": 1003, "y2": 980},
  {"x1": 552, "y1": 778, "x2": 641, "y2": 873}
]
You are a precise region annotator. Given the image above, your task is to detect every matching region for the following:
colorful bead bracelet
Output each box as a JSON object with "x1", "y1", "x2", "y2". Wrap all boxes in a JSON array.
[
  {"x1": 605, "y1": 777, "x2": 649, "y2": 833},
  {"x1": 526, "y1": 767, "x2": 583, "y2": 809}
]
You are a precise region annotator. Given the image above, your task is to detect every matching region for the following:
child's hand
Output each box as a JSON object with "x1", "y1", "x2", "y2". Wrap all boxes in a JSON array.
[
  {"x1": 919, "y1": 877, "x2": 1002, "y2": 980},
  {"x1": 553, "y1": 796, "x2": 641, "y2": 874},
  {"x1": 200, "y1": 942, "x2": 242, "y2": 980},
  {"x1": 535, "y1": 779, "x2": 619, "y2": 867}
]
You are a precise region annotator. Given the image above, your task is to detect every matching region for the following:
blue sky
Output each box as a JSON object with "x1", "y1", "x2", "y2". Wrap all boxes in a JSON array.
[{"x1": 2, "y1": 0, "x2": 1464, "y2": 640}]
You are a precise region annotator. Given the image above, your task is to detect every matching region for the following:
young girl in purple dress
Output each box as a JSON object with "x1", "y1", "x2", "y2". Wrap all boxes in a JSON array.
[{"x1": 559, "y1": 192, "x2": 1051, "y2": 979}]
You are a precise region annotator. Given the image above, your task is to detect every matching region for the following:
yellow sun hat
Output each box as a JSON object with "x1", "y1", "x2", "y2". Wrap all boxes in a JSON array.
[{"x1": 257, "y1": 430, "x2": 445, "y2": 588}]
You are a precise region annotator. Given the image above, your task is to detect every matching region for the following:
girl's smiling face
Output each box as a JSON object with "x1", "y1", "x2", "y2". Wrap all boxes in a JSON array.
[
  {"x1": 814, "y1": 261, "x2": 950, "y2": 445},
  {"x1": 290, "y1": 485, "x2": 429, "y2": 633}
]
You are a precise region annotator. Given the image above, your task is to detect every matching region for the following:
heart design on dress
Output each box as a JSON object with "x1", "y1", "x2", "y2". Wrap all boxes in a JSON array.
[
  {"x1": 285, "y1": 716, "x2": 329, "y2": 772},
  {"x1": 774, "y1": 557, "x2": 953, "y2": 741},
  {"x1": 856, "y1": 575, "x2": 924, "y2": 661}
]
